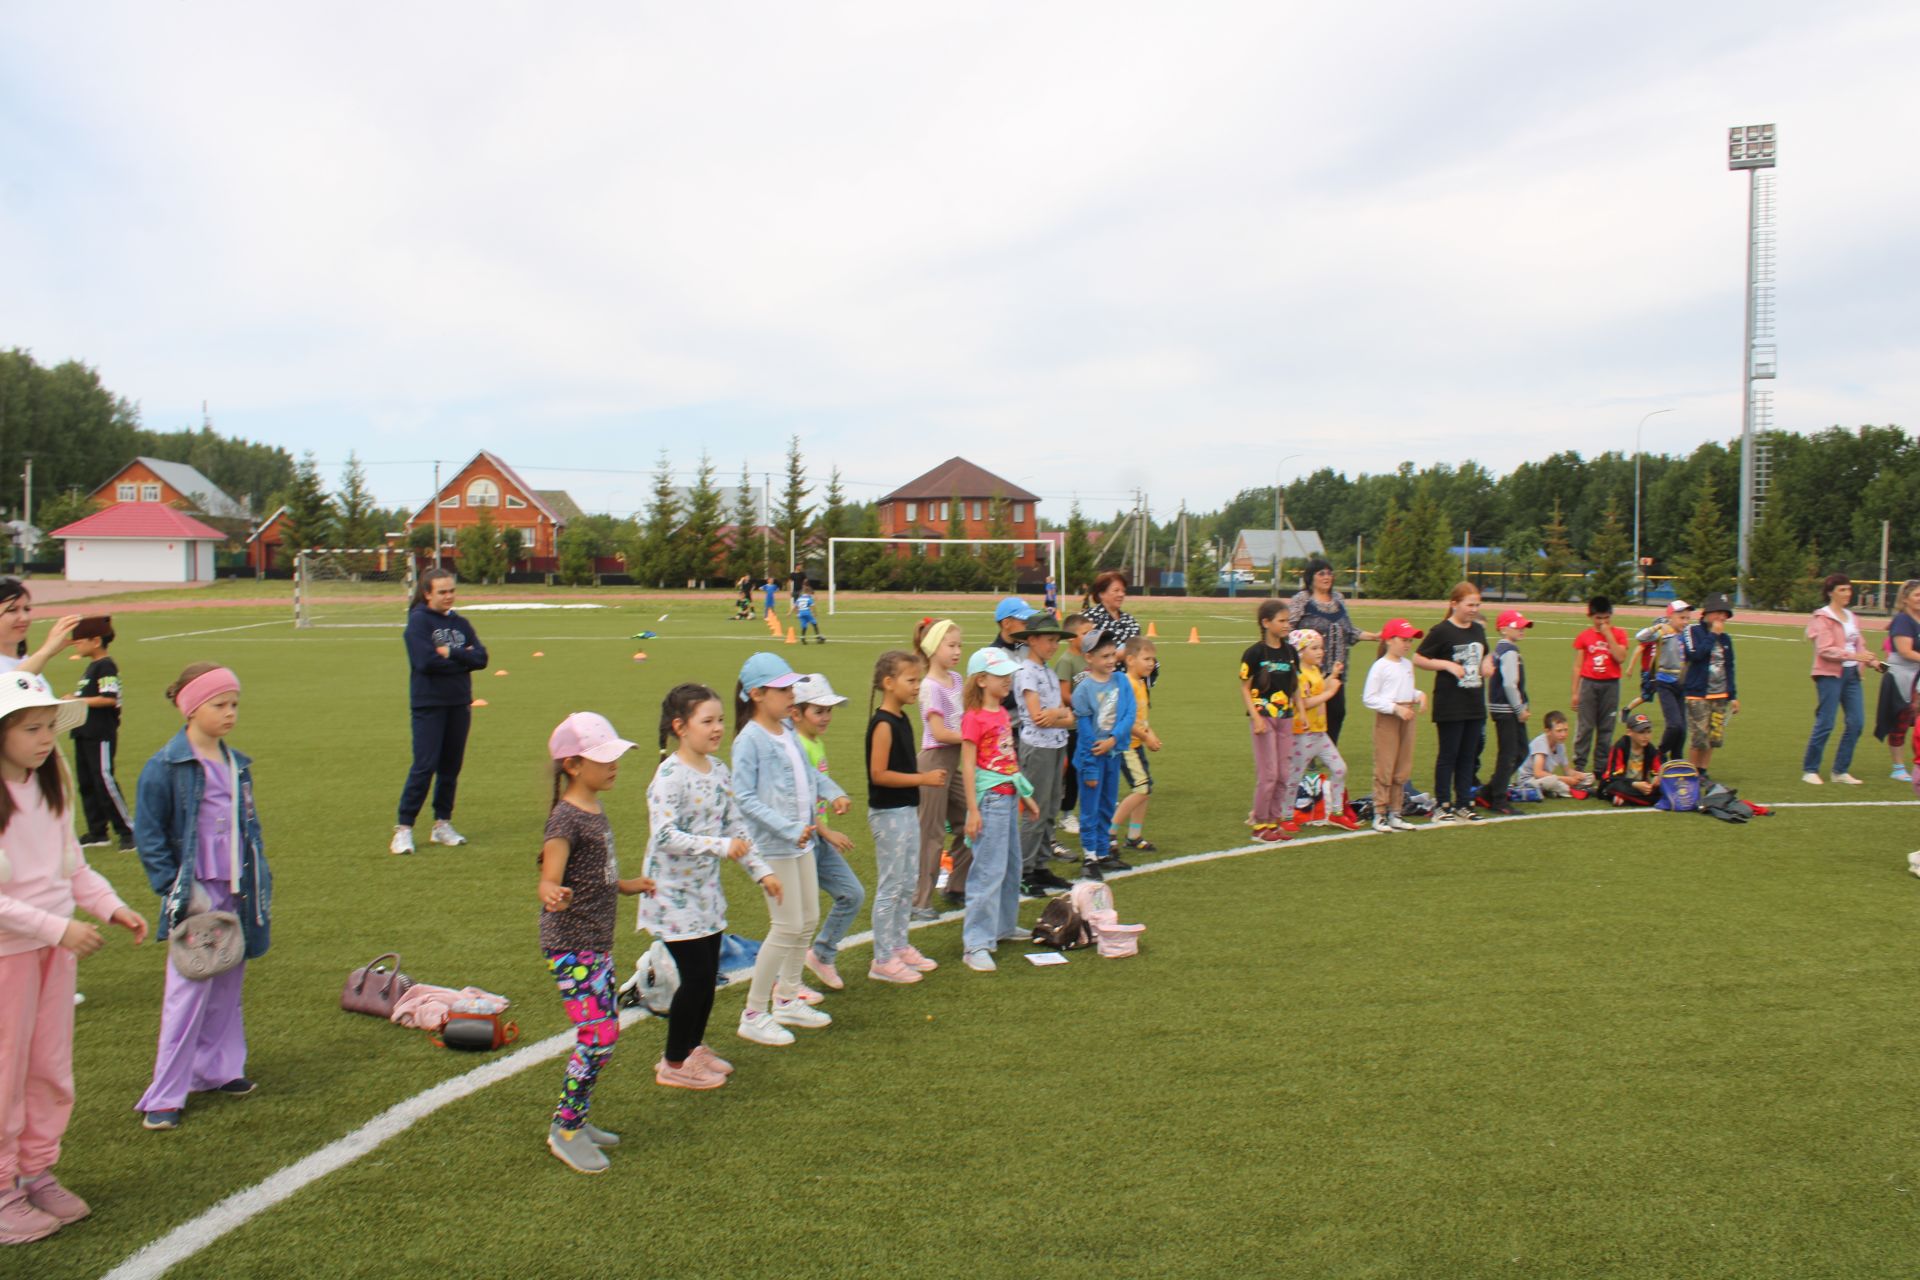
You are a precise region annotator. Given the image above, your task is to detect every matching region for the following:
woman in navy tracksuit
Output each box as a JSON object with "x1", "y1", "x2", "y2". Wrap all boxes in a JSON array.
[{"x1": 391, "y1": 568, "x2": 488, "y2": 854}]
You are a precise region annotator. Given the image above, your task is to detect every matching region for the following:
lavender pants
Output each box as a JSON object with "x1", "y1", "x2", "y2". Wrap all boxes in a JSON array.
[
  {"x1": 1249, "y1": 716, "x2": 1297, "y2": 828},
  {"x1": 136, "y1": 880, "x2": 248, "y2": 1113},
  {"x1": 1287, "y1": 730, "x2": 1348, "y2": 814}
]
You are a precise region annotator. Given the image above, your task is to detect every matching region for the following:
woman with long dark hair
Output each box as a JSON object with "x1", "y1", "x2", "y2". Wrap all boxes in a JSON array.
[
  {"x1": 1286, "y1": 558, "x2": 1376, "y2": 744},
  {"x1": 391, "y1": 568, "x2": 488, "y2": 854},
  {"x1": 0, "y1": 578, "x2": 81, "y2": 692}
]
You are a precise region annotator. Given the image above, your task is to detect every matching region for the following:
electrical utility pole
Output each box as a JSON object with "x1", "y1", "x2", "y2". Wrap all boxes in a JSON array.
[
  {"x1": 432, "y1": 461, "x2": 442, "y2": 570},
  {"x1": 1728, "y1": 123, "x2": 1777, "y2": 607}
]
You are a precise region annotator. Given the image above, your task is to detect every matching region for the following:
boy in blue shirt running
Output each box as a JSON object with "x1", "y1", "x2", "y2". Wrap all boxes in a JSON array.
[{"x1": 795, "y1": 582, "x2": 824, "y2": 645}]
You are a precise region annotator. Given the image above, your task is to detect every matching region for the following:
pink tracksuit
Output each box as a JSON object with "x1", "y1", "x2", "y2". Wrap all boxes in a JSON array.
[{"x1": 0, "y1": 779, "x2": 128, "y2": 1185}]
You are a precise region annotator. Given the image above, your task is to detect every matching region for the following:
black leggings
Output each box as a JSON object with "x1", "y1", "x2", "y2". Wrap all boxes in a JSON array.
[
  {"x1": 1489, "y1": 713, "x2": 1526, "y2": 805},
  {"x1": 1325, "y1": 684, "x2": 1349, "y2": 745},
  {"x1": 1433, "y1": 718, "x2": 1485, "y2": 808},
  {"x1": 662, "y1": 933, "x2": 723, "y2": 1065}
]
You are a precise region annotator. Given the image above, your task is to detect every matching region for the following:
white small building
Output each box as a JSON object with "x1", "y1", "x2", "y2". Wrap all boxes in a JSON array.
[{"x1": 50, "y1": 504, "x2": 225, "y2": 583}]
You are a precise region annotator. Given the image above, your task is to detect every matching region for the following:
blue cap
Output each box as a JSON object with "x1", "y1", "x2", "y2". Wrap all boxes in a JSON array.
[
  {"x1": 737, "y1": 652, "x2": 801, "y2": 700},
  {"x1": 994, "y1": 596, "x2": 1031, "y2": 624},
  {"x1": 966, "y1": 647, "x2": 1021, "y2": 678}
]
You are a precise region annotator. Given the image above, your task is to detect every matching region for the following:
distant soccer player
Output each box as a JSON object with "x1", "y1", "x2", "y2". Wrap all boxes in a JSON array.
[{"x1": 794, "y1": 582, "x2": 824, "y2": 645}]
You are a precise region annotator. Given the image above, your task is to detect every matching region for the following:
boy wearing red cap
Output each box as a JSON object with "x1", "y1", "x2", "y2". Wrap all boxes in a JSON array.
[{"x1": 1481, "y1": 610, "x2": 1533, "y2": 817}]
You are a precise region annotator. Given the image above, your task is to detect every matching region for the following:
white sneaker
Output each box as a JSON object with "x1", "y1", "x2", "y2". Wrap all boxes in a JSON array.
[
  {"x1": 736, "y1": 1010, "x2": 796, "y2": 1046},
  {"x1": 997, "y1": 929, "x2": 1029, "y2": 943},
  {"x1": 1908, "y1": 851, "x2": 1920, "y2": 879},
  {"x1": 430, "y1": 821, "x2": 468, "y2": 846},
  {"x1": 1372, "y1": 816, "x2": 1394, "y2": 833},
  {"x1": 771, "y1": 997, "x2": 831, "y2": 1029},
  {"x1": 963, "y1": 949, "x2": 997, "y2": 972},
  {"x1": 389, "y1": 827, "x2": 415, "y2": 856},
  {"x1": 1832, "y1": 772, "x2": 1864, "y2": 786},
  {"x1": 1801, "y1": 772, "x2": 1824, "y2": 786},
  {"x1": 1059, "y1": 815, "x2": 1080, "y2": 834},
  {"x1": 1387, "y1": 813, "x2": 1415, "y2": 832}
]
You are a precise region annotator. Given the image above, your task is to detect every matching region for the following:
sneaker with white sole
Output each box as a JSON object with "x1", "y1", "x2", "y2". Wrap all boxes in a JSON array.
[
  {"x1": 737, "y1": 1009, "x2": 796, "y2": 1046},
  {"x1": 963, "y1": 949, "x2": 997, "y2": 972},
  {"x1": 20, "y1": 1174, "x2": 90, "y2": 1225},
  {"x1": 909, "y1": 906, "x2": 939, "y2": 923},
  {"x1": 655, "y1": 1057, "x2": 726, "y2": 1090},
  {"x1": 896, "y1": 945, "x2": 938, "y2": 972},
  {"x1": 0, "y1": 1188, "x2": 62, "y2": 1245},
  {"x1": 771, "y1": 997, "x2": 832, "y2": 1029},
  {"x1": 688, "y1": 1044, "x2": 734, "y2": 1075},
  {"x1": 1801, "y1": 771, "x2": 1824, "y2": 785},
  {"x1": 1372, "y1": 815, "x2": 1394, "y2": 833},
  {"x1": 1387, "y1": 813, "x2": 1415, "y2": 832},
  {"x1": 1832, "y1": 772, "x2": 1864, "y2": 785},
  {"x1": 1893, "y1": 765, "x2": 1912, "y2": 783},
  {"x1": 777, "y1": 982, "x2": 825, "y2": 1006},
  {"x1": 430, "y1": 820, "x2": 468, "y2": 846},
  {"x1": 997, "y1": 929, "x2": 1029, "y2": 943},
  {"x1": 389, "y1": 826, "x2": 415, "y2": 856},
  {"x1": 803, "y1": 950, "x2": 845, "y2": 990},
  {"x1": 581, "y1": 1121, "x2": 621, "y2": 1146},
  {"x1": 547, "y1": 1123, "x2": 610, "y2": 1174},
  {"x1": 1059, "y1": 814, "x2": 1080, "y2": 834},
  {"x1": 1909, "y1": 852, "x2": 1920, "y2": 879},
  {"x1": 868, "y1": 956, "x2": 923, "y2": 984}
]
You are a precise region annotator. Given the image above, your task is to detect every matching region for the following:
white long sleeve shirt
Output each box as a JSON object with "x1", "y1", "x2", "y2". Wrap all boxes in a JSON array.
[{"x1": 1361, "y1": 655, "x2": 1419, "y2": 715}]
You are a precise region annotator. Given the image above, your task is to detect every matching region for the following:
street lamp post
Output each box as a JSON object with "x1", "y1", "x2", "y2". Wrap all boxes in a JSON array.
[{"x1": 1632, "y1": 408, "x2": 1673, "y2": 604}]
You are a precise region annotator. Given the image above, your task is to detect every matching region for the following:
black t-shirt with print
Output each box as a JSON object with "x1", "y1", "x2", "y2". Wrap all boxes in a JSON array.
[
  {"x1": 1417, "y1": 619, "x2": 1489, "y2": 722},
  {"x1": 74, "y1": 656, "x2": 123, "y2": 739},
  {"x1": 1239, "y1": 641, "x2": 1300, "y2": 718},
  {"x1": 539, "y1": 802, "x2": 619, "y2": 953}
]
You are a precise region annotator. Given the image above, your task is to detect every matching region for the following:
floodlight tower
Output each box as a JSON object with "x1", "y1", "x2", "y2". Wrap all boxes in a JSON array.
[{"x1": 1728, "y1": 123, "x2": 1776, "y2": 607}]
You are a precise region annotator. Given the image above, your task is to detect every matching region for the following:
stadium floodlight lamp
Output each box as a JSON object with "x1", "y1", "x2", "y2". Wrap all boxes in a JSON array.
[{"x1": 1727, "y1": 124, "x2": 1776, "y2": 170}]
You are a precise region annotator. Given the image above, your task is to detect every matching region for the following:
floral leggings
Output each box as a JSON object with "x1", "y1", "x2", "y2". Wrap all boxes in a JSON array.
[{"x1": 546, "y1": 947, "x2": 619, "y2": 1130}]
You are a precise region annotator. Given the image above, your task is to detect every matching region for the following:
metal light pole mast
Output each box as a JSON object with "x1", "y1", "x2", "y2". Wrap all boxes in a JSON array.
[{"x1": 1729, "y1": 124, "x2": 1777, "y2": 607}]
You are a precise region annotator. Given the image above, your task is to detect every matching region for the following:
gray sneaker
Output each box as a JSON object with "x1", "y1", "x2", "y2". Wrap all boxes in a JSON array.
[
  {"x1": 430, "y1": 821, "x2": 468, "y2": 847},
  {"x1": 581, "y1": 1121, "x2": 620, "y2": 1148},
  {"x1": 910, "y1": 906, "x2": 939, "y2": 922},
  {"x1": 548, "y1": 1123, "x2": 610, "y2": 1174}
]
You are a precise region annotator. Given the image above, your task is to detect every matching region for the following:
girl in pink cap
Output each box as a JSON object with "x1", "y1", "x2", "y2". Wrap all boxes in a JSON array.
[
  {"x1": 133, "y1": 663, "x2": 271, "y2": 1132},
  {"x1": 539, "y1": 711, "x2": 655, "y2": 1176},
  {"x1": 0, "y1": 673, "x2": 147, "y2": 1244}
]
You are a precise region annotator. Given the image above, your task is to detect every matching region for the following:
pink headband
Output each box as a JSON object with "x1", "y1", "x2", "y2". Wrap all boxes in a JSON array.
[{"x1": 176, "y1": 668, "x2": 241, "y2": 718}]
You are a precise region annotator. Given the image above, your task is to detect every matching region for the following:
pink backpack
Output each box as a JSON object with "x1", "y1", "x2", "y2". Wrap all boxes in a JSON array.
[{"x1": 1068, "y1": 881, "x2": 1146, "y2": 958}]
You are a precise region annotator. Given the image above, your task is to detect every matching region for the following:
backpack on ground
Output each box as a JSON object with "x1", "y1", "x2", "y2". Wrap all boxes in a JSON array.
[
  {"x1": 1030, "y1": 894, "x2": 1091, "y2": 950},
  {"x1": 1655, "y1": 762, "x2": 1702, "y2": 812},
  {"x1": 1292, "y1": 769, "x2": 1327, "y2": 822},
  {"x1": 1069, "y1": 880, "x2": 1145, "y2": 958}
]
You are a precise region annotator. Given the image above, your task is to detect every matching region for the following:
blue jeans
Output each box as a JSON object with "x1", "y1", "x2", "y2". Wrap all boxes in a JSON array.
[
  {"x1": 1802, "y1": 671, "x2": 1865, "y2": 773},
  {"x1": 809, "y1": 838, "x2": 866, "y2": 965},
  {"x1": 961, "y1": 789, "x2": 1021, "y2": 954},
  {"x1": 1078, "y1": 754, "x2": 1122, "y2": 860}
]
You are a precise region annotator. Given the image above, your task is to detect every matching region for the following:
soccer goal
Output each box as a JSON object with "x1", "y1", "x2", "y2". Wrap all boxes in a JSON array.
[
  {"x1": 825, "y1": 537, "x2": 1058, "y2": 615},
  {"x1": 294, "y1": 548, "x2": 417, "y2": 629}
]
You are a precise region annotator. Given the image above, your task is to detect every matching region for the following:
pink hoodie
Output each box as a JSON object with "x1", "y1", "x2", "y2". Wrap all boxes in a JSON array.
[
  {"x1": 0, "y1": 778, "x2": 128, "y2": 957},
  {"x1": 1805, "y1": 607, "x2": 1869, "y2": 678}
]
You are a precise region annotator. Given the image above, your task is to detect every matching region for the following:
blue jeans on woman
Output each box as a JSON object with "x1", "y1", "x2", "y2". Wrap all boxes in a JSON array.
[{"x1": 1802, "y1": 670, "x2": 1865, "y2": 773}]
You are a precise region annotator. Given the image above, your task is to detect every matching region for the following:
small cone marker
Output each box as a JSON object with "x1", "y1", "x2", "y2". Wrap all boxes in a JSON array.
[
  {"x1": 1188, "y1": 626, "x2": 1201, "y2": 644},
  {"x1": 1147, "y1": 621, "x2": 1159, "y2": 638},
  {"x1": 532, "y1": 651, "x2": 545, "y2": 658},
  {"x1": 785, "y1": 626, "x2": 799, "y2": 645},
  {"x1": 494, "y1": 669, "x2": 509, "y2": 677},
  {"x1": 633, "y1": 651, "x2": 648, "y2": 661},
  {"x1": 471, "y1": 699, "x2": 489, "y2": 708}
]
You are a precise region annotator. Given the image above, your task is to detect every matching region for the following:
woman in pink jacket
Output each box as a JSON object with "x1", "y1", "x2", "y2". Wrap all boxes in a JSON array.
[{"x1": 1800, "y1": 574, "x2": 1885, "y2": 785}]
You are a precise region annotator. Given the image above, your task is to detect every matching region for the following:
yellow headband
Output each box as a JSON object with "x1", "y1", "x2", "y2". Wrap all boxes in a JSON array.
[{"x1": 919, "y1": 618, "x2": 957, "y2": 657}]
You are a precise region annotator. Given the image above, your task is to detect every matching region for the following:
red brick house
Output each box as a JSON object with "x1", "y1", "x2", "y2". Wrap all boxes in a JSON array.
[
  {"x1": 404, "y1": 451, "x2": 581, "y2": 567},
  {"x1": 91, "y1": 457, "x2": 250, "y2": 520},
  {"x1": 245, "y1": 505, "x2": 290, "y2": 572},
  {"x1": 877, "y1": 458, "x2": 1042, "y2": 567}
]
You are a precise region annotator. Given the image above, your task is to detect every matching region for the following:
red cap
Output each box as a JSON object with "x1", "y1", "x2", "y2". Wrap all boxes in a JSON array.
[
  {"x1": 1496, "y1": 609, "x2": 1533, "y2": 630},
  {"x1": 1381, "y1": 618, "x2": 1424, "y2": 640}
]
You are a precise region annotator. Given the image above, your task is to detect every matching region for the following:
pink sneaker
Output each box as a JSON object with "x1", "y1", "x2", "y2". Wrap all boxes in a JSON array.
[
  {"x1": 779, "y1": 983, "x2": 826, "y2": 1006},
  {"x1": 21, "y1": 1174, "x2": 89, "y2": 1225},
  {"x1": 655, "y1": 1057, "x2": 726, "y2": 1090},
  {"x1": 803, "y1": 950, "x2": 845, "y2": 990},
  {"x1": 0, "y1": 1188, "x2": 61, "y2": 1244},
  {"x1": 688, "y1": 1044, "x2": 734, "y2": 1075},
  {"x1": 896, "y1": 945, "x2": 938, "y2": 972},
  {"x1": 868, "y1": 956, "x2": 924, "y2": 984}
]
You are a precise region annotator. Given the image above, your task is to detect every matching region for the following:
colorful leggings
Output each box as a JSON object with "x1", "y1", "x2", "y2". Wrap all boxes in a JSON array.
[
  {"x1": 1286, "y1": 729, "x2": 1348, "y2": 814},
  {"x1": 546, "y1": 947, "x2": 619, "y2": 1130}
]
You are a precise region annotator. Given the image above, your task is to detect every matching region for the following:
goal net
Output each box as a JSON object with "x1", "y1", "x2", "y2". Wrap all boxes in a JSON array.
[
  {"x1": 825, "y1": 536, "x2": 1059, "y2": 615},
  {"x1": 294, "y1": 548, "x2": 417, "y2": 629}
]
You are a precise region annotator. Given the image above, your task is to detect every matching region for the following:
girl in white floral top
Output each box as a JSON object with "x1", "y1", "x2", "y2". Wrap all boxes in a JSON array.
[{"x1": 642, "y1": 684, "x2": 780, "y2": 1089}]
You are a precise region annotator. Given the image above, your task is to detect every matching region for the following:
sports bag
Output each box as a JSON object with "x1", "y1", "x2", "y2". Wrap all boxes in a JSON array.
[
  {"x1": 433, "y1": 996, "x2": 520, "y2": 1051},
  {"x1": 341, "y1": 953, "x2": 414, "y2": 1018},
  {"x1": 1029, "y1": 895, "x2": 1091, "y2": 950},
  {"x1": 1655, "y1": 762, "x2": 1702, "y2": 812}
]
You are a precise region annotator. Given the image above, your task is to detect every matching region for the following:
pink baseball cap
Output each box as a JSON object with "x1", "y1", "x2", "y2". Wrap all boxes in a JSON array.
[
  {"x1": 548, "y1": 712, "x2": 638, "y2": 763},
  {"x1": 1666, "y1": 599, "x2": 1692, "y2": 615},
  {"x1": 1380, "y1": 618, "x2": 1424, "y2": 640},
  {"x1": 1496, "y1": 609, "x2": 1533, "y2": 629}
]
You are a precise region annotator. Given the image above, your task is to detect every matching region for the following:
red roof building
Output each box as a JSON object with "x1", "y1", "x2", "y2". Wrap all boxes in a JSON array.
[
  {"x1": 405, "y1": 451, "x2": 582, "y2": 566},
  {"x1": 49, "y1": 504, "x2": 227, "y2": 583},
  {"x1": 877, "y1": 458, "x2": 1043, "y2": 566}
]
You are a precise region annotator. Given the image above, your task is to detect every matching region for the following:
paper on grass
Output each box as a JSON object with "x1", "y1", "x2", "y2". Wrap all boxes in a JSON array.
[{"x1": 1025, "y1": 952, "x2": 1068, "y2": 966}]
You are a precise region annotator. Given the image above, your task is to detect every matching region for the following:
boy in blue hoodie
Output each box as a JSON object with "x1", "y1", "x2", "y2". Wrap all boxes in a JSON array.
[
  {"x1": 1071, "y1": 629, "x2": 1135, "y2": 880},
  {"x1": 1680, "y1": 593, "x2": 1738, "y2": 772}
]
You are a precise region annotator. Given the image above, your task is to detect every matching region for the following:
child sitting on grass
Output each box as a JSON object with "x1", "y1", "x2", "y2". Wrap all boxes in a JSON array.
[
  {"x1": 1518, "y1": 710, "x2": 1592, "y2": 798},
  {"x1": 1111, "y1": 637, "x2": 1164, "y2": 852},
  {"x1": 1599, "y1": 712, "x2": 1663, "y2": 807}
]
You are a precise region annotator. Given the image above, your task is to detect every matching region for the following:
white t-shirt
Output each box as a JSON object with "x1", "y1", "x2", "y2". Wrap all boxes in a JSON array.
[
  {"x1": 1524, "y1": 732, "x2": 1568, "y2": 782},
  {"x1": 770, "y1": 725, "x2": 812, "y2": 828},
  {"x1": 0, "y1": 653, "x2": 52, "y2": 695}
]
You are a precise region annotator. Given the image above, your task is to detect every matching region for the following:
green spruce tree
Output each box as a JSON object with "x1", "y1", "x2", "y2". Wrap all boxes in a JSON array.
[
  {"x1": 1404, "y1": 481, "x2": 1457, "y2": 601},
  {"x1": 1367, "y1": 498, "x2": 1413, "y2": 598},
  {"x1": 675, "y1": 452, "x2": 725, "y2": 587},
  {"x1": 981, "y1": 493, "x2": 1017, "y2": 590},
  {"x1": 1671, "y1": 477, "x2": 1736, "y2": 603},
  {"x1": 635, "y1": 450, "x2": 681, "y2": 588},
  {"x1": 1584, "y1": 495, "x2": 1634, "y2": 603},
  {"x1": 1742, "y1": 508, "x2": 1802, "y2": 611},
  {"x1": 725, "y1": 461, "x2": 761, "y2": 587},
  {"x1": 777, "y1": 434, "x2": 811, "y2": 580},
  {"x1": 1533, "y1": 500, "x2": 1580, "y2": 604},
  {"x1": 277, "y1": 451, "x2": 336, "y2": 570}
]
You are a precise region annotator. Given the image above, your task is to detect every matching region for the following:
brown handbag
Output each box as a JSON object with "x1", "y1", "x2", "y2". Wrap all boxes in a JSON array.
[{"x1": 341, "y1": 953, "x2": 414, "y2": 1018}]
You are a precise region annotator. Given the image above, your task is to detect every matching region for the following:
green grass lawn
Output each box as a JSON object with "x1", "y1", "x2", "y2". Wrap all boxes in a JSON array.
[{"x1": 21, "y1": 591, "x2": 1920, "y2": 1278}]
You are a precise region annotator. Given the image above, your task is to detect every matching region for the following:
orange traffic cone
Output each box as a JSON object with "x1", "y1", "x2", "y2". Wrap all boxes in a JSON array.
[
  {"x1": 1188, "y1": 626, "x2": 1201, "y2": 644},
  {"x1": 633, "y1": 651, "x2": 648, "y2": 661},
  {"x1": 766, "y1": 611, "x2": 781, "y2": 636},
  {"x1": 494, "y1": 669, "x2": 509, "y2": 677},
  {"x1": 785, "y1": 626, "x2": 798, "y2": 645},
  {"x1": 532, "y1": 651, "x2": 545, "y2": 658},
  {"x1": 470, "y1": 698, "x2": 489, "y2": 708},
  {"x1": 1146, "y1": 621, "x2": 1158, "y2": 638}
]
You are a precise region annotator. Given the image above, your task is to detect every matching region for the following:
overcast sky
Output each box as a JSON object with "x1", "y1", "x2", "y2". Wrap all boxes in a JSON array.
[{"x1": 3, "y1": 3, "x2": 1914, "y2": 519}]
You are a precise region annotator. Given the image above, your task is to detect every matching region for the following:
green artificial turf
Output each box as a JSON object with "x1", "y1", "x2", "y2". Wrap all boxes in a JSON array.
[{"x1": 17, "y1": 591, "x2": 1920, "y2": 1279}]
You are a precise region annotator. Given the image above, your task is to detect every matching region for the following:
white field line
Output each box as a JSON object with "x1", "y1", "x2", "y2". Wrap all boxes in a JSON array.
[
  {"x1": 135, "y1": 620, "x2": 290, "y2": 642},
  {"x1": 100, "y1": 797, "x2": 1917, "y2": 1280}
]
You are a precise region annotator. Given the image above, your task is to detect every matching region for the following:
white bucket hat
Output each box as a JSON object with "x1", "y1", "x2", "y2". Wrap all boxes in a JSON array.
[{"x1": 0, "y1": 670, "x2": 85, "y2": 734}]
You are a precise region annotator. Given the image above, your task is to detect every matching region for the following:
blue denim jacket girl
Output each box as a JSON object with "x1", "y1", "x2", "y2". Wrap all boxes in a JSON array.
[
  {"x1": 135, "y1": 729, "x2": 273, "y2": 959},
  {"x1": 730, "y1": 719, "x2": 844, "y2": 860}
]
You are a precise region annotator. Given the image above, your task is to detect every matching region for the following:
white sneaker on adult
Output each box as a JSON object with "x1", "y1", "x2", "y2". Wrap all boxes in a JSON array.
[
  {"x1": 389, "y1": 827, "x2": 415, "y2": 856},
  {"x1": 736, "y1": 1009, "x2": 796, "y2": 1046},
  {"x1": 1908, "y1": 851, "x2": 1920, "y2": 879},
  {"x1": 771, "y1": 997, "x2": 832, "y2": 1029},
  {"x1": 1832, "y1": 772, "x2": 1864, "y2": 785},
  {"x1": 1387, "y1": 813, "x2": 1415, "y2": 832},
  {"x1": 430, "y1": 820, "x2": 468, "y2": 846},
  {"x1": 1800, "y1": 772, "x2": 1824, "y2": 785},
  {"x1": 963, "y1": 949, "x2": 997, "y2": 972},
  {"x1": 1372, "y1": 816, "x2": 1394, "y2": 834}
]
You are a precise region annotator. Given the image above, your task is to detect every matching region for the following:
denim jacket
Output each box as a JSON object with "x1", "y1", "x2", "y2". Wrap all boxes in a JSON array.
[
  {"x1": 135, "y1": 729, "x2": 272, "y2": 959},
  {"x1": 730, "y1": 719, "x2": 844, "y2": 861}
]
